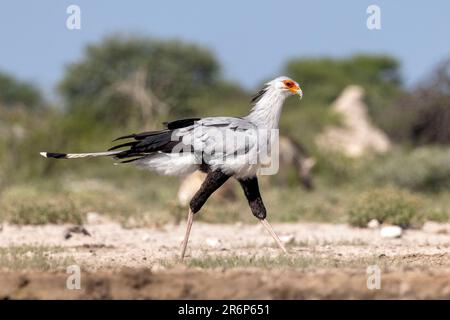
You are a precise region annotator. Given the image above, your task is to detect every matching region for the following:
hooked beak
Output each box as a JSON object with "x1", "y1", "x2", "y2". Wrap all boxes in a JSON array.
[
  {"x1": 283, "y1": 80, "x2": 303, "y2": 100},
  {"x1": 296, "y1": 87, "x2": 303, "y2": 99},
  {"x1": 288, "y1": 85, "x2": 303, "y2": 99}
]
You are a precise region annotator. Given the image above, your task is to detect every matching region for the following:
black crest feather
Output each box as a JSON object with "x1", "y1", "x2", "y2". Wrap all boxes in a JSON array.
[{"x1": 251, "y1": 87, "x2": 268, "y2": 104}]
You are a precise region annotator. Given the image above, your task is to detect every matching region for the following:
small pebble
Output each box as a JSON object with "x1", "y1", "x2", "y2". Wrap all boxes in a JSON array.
[
  {"x1": 279, "y1": 234, "x2": 295, "y2": 244},
  {"x1": 206, "y1": 238, "x2": 221, "y2": 248},
  {"x1": 380, "y1": 225, "x2": 402, "y2": 238},
  {"x1": 367, "y1": 219, "x2": 380, "y2": 229}
]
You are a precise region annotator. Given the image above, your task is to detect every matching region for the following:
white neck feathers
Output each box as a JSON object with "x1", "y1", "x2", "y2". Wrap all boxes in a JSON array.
[{"x1": 246, "y1": 87, "x2": 288, "y2": 129}]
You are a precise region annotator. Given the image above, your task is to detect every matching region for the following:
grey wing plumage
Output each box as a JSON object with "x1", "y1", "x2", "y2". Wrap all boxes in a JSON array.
[
  {"x1": 181, "y1": 117, "x2": 259, "y2": 160},
  {"x1": 109, "y1": 116, "x2": 259, "y2": 170}
]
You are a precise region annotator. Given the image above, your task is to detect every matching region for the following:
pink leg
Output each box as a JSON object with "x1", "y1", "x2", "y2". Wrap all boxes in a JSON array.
[
  {"x1": 180, "y1": 209, "x2": 194, "y2": 260},
  {"x1": 260, "y1": 219, "x2": 287, "y2": 254}
]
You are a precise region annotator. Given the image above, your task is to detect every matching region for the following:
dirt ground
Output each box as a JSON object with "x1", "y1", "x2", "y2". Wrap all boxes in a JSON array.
[{"x1": 1, "y1": 219, "x2": 450, "y2": 299}]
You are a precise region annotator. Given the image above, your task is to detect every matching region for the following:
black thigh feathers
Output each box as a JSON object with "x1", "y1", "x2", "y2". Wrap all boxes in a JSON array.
[
  {"x1": 190, "y1": 173, "x2": 267, "y2": 219},
  {"x1": 238, "y1": 177, "x2": 266, "y2": 220},
  {"x1": 189, "y1": 170, "x2": 231, "y2": 213}
]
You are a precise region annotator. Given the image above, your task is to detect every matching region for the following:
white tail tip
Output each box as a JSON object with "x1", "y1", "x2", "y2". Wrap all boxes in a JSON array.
[{"x1": 40, "y1": 152, "x2": 48, "y2": 158}]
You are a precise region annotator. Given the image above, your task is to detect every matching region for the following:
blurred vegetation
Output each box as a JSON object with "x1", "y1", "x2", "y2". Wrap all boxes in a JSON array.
[
  {"x1": 0, "y1": 72, "x2": 42, "y2": 109},
  {"x1": 348, "y1": 187, "x2": 425, "y2": 228},
  {"x1": 0, "y1": 35, "x2": 449, "y2": 227},
  {"x1": 286, "y1": 55, "x2": 401, "y2": 104},
  {"x1": 59, "y1": 35, "x2": 220, "y2": 128},
  {"x1": 1, "y1": 186, "x2": 82, "y2": 225},
  {"x1": 388, "y1": 58, "x2": 450, "y2": 145},
  {"x1": 283, "y1": 55, "x2": 402, "y2": 142},
  {"x1": 372, "y1": 147, "x2": 450, "y2": 192}
]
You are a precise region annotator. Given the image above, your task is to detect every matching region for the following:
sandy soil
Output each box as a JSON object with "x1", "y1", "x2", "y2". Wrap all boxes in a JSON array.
[{"x1": 1, "y1": 219, "x2": 450, "y2": 299}]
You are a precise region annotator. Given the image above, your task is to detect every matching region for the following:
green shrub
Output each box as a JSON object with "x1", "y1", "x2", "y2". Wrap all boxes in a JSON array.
[
  {"x1": 348, "y1": 187, "x2": 424, "y2": 228},
  {"x1": 425, "y1": 209, "x2": 449, "y2": 223},
  {"x1": 0, "y1": 187, "x2": 83, "y2": 225},
  {"x1": 373, "y1": 147, "x2": 450, "y2": 192},
  {"x1": 0, "y1": 72, "x2": 42, "y2": 108}
]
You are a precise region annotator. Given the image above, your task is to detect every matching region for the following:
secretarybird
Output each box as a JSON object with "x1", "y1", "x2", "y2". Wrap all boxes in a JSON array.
[{"x1": 40, "y1": 76, "x2": 303, "y2": 260}]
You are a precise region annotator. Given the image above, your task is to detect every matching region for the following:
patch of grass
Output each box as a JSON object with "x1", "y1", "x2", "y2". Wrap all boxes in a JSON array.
[
  {"x1": 348, "y1": 187, "x2": 424, "y2": 228},
  {"x1": 193, "y1": 181, "x2": 353, "y2": 224},
  {"x1": 0, "y1": 175, "x2": 179, "y2": 226},
  {"x1": 313, "y1": 150, "x2": 364, "y2": 186},
  {"x1": 184, "y1": 254, "x2": 382, "y2": 270},
  {"x1": 0, "y1": 246, "x2": 75, "y2": 271},
  {"x1": 0, "y1": 186, "x2": 83, "y2": 225},
  {"x1": 269, "y1": 185, "x2": 350, "y2": 223},
  {"x1": 425, "y1": 209, "x2": 449, "y2": 223},
  {"x1": 292, "y1": 239, "x2": 368, "y2": 247}
]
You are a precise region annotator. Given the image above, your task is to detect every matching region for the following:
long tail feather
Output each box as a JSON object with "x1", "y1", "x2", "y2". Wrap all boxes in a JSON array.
[{"x1": 40, "y1": 151, "x2": 121, "y2": 159}]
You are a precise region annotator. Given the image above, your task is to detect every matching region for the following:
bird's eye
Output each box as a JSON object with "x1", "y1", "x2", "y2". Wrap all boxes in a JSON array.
[{"x1": 284, "y1": 80, "x2": 294, "y2": 88}]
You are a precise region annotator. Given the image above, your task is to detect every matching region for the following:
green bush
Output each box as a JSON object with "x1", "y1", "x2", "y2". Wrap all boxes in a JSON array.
[
  {"x1": 348, "y1": 187, "x2": 424, "y2": 228},
  {"x1": 385, "y1": 58, "x2": 450, "y2": 145},
  {"x1": 425, "y1": 209, "x2": 449, "y2": 223},
  {"x1": 0, "y1": 187, "x2": 83, "y2": 225},
  {"x1": 284, "y1": 54, "x2": 402, "y2": 132},
  {"x1": 0, "y1": 72, "x2": 42, "y2": 108},
  {"x1": 373, "y1": 147, "x2": 450, "y2": 192},
  {"x1": 59, "y1": 35, "x2": 220, "y2": 126}
]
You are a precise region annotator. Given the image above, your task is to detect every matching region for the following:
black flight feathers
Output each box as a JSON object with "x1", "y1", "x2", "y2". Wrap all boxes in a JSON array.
[
  {"x1": 109, "y1": 118, "x2": 200, "y2": 162},
  {"x1": 112, "y1": 118, "x2": 201, "y2": 142},
  {"x1": 163, "y1": 118, "x2": 201, "y2": 130}
]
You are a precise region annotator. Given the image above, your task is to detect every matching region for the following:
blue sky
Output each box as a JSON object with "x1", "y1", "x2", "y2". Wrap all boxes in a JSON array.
[{"x1": 0, "y1": 0, "x2": 449, "y2": 98}]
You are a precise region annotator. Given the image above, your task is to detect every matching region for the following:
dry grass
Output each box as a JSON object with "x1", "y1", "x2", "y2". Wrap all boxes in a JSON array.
[
  {"x1": 0, "y1": 246, "x2": 75, "y2": 271},
  {"x1": 162, "y1": 254, "x2": 384, "y2": 270}
]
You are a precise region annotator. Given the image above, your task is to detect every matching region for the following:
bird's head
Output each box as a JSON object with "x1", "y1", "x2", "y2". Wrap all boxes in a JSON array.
[{"x1": 269, "y1": 76, "x2": 303, "y2": 99}]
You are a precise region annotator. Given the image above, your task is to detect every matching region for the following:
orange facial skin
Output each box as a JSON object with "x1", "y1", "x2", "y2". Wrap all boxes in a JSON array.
[{"x1": 282, "y1": 79, "x2": 301, "y2": 94}]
